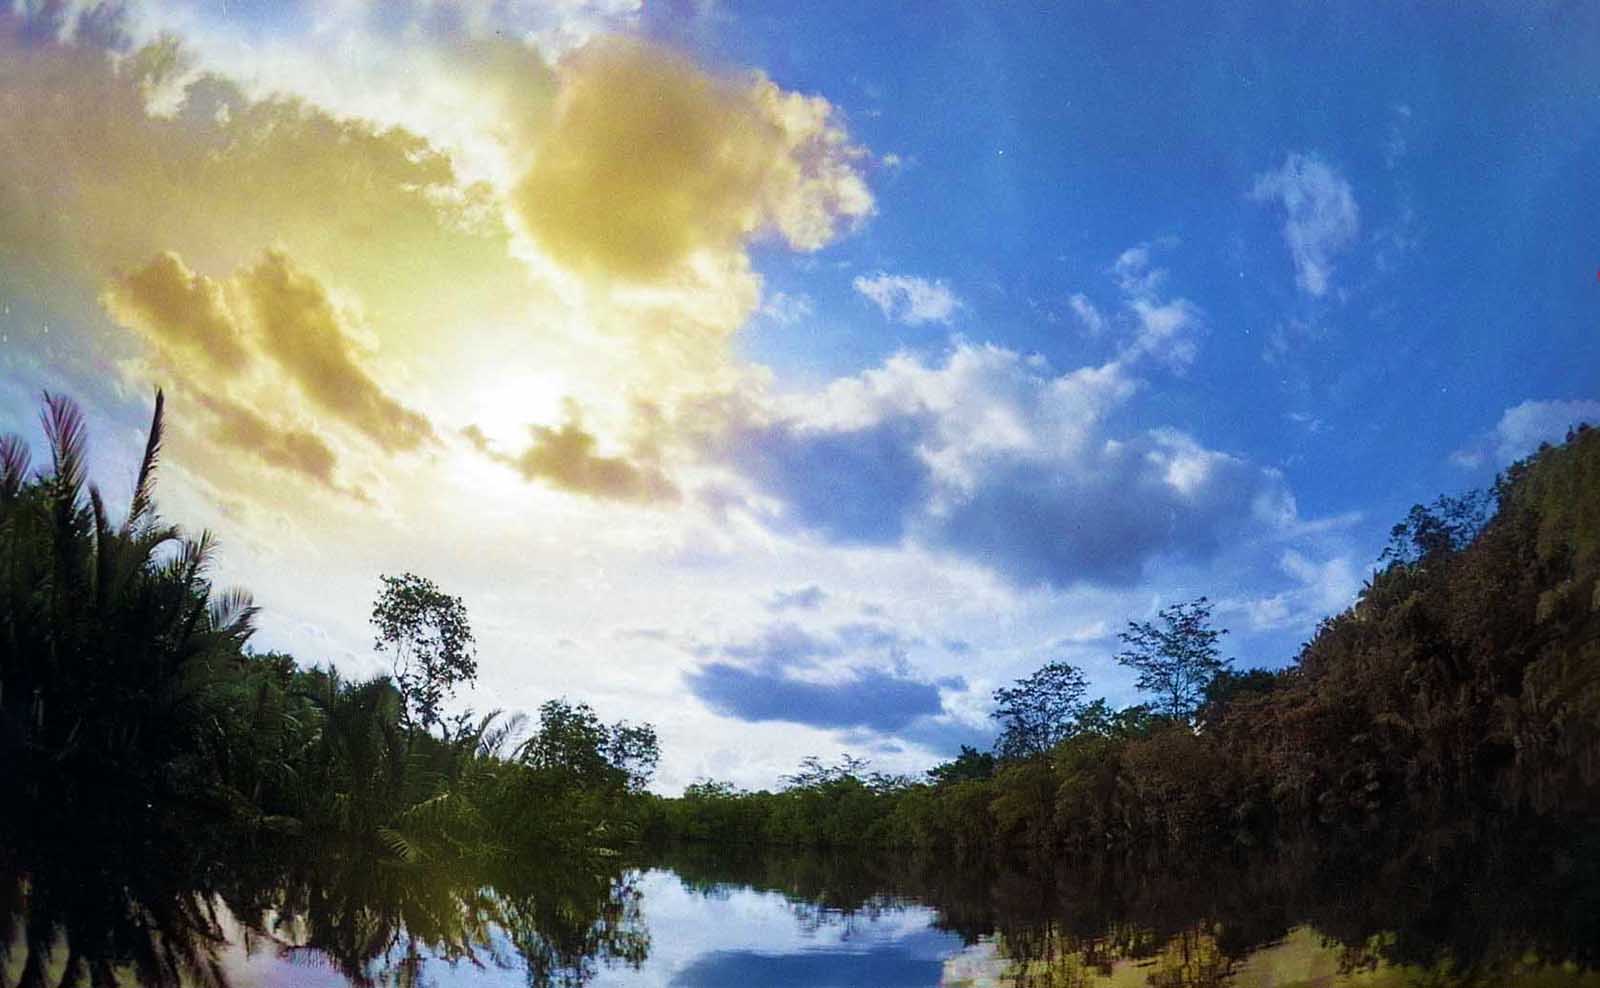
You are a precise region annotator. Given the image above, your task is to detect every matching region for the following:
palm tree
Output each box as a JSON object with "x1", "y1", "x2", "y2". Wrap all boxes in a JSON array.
[{"x1": 0, "y1": 391, "x2": 260, "y2": 988}]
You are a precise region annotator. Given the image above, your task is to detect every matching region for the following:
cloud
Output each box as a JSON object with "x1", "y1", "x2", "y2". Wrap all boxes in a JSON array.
[
  {"x1": 684, "y1": 620, "x2": 954, "y2": 732},
  {"x1": 1231, "y1": 549, "x2": 1358, "y2": 633},
  {"x1": 1067, "y1": 241, "x2": 1201, "y2": 370},
  {"x1": 729, "y1": 416, "x2": 933, "y2": 543},
  {"x1": 102, "y1": 247, "x2": 434, "y2": 493},
  {"x1": 852, "y1": 272, "x2": 962, "y2": 326},
  {"x1": 192, "y1": 392, "x2": 367, "y2": 501},
  {"x1": 1068, "y1": 293, "x2": 1106, "y2": 335},
  {"x1": 514, "y1": 36, "x2": 872, "y2": 282},
  {"x1": 237, "y1": 251, "x2": 436, "y2": 453},
  {"x1": 464, "y1": 407, "x2": 678, "y2": 503},
  {"x1": 687, "y1": 662, "x2": 947, "y2": 732},
  {"x1": 1111, "y1": 245, "x2": 1202, "y2": 369},
  {"x1": 927, "y1": 427, "x2": 1286, "y2": 586},
  {"x1": 1250, "y1": 152, "x2": 1359, "y2": 297},
  {"x1": 1452, "y1": 399, "x2": 1600, "y2": 468},
  {"x1": 101, "y1": 251, "x2": 251, "y2": 377},
  {"x1": 2, "y1": 17, "x2": 531, "y2": 500},
  {"x1": 758, "y1": 290, "x2": 814, "y2": 326},
  {"x1": 767, "y1": 585, "x2": 827, "y2": 611},
  {"x1": 712, "y1": 343, "x2": 1296, "y2": 589}
]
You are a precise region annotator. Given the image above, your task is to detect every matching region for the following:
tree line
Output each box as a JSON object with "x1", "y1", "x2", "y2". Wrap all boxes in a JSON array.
[
  {"x1": 0, "y1": 393, "x2": 659, "y2": 986},
  {"x1": 645, "y1": 423, "x2": 1600, "y2": 854},
  {"x1": 2, "y1": 390, "x2": 1597, "y2": 983}
]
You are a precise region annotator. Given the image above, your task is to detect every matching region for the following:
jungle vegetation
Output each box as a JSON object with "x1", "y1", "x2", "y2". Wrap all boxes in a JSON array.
[
  {"x1": 646, "y1": 423, "x2": 1600, "y2": 855},
  {"x1": 0, "y1": 393, "x2": 657, "y2": 987},
  {"x1": 1, "y1": 391, "x2": 1597, "y2": 985}
]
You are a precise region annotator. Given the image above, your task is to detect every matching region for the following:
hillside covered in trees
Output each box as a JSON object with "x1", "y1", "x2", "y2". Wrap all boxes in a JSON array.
[{"x1": 647, "y1": 424, "x2": 1600, "y2": 853}]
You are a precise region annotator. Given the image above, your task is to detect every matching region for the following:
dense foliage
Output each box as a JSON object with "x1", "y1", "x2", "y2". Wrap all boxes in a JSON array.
[
  {"x1": 648, "y1": 424, "x2": 1600, "y2": 854},
  {"x1": 0, "y1": 394, "x2": 658, "y2": 987},
  {"x1": 1, "y1": 391, "x2": 1596, "y2": 985}
]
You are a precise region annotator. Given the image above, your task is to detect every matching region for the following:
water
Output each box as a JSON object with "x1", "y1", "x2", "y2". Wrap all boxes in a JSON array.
[{"x1": 5, "y1": 839, "x2": 1598, "y2": 986}]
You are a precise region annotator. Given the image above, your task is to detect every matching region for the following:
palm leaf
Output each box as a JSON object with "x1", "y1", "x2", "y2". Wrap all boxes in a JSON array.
[
  {"x1": 40, "y1": 391, "x2": 87, "y2": 501},
  {"x1": 0, "y1": 433, "x2": 29, "y2": 500},
  {"x1": 207, "y1": 587, "x2": 259, "y2": 641},
  {"x1": 378, "y1": 826, "x2": 428, "y2": 864},
  {"x1": 126, "y1": 388, "x2": 165, "y2": 534}
]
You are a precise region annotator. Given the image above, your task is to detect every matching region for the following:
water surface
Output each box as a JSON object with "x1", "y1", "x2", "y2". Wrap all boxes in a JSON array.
[{"x1": 6, "y1": 839, "x2": 1597, "y2": 987}]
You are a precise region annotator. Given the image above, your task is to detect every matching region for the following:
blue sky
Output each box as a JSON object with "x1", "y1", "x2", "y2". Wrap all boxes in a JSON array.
[{"x1": 0, "y1": 0, "x2": 1596, "y2": 788}]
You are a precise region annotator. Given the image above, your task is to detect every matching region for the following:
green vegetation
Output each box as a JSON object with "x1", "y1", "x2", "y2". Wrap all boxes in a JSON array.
[
  {"x1": 0, "y1": 393, "x2": 657, "y2": 986},
  {"x1": 647, "y1": 424, "x2": 1600, "y2": 855},
  {"x1": 1, "y1": 391, "x2": 1597, "y2": 985}
]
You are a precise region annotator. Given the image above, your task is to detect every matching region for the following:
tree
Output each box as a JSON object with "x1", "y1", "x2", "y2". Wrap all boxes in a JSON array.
[
  {"x1": 992, "y1": 660, "x2": 1088, "y2": 760},
  {"x1": 371, "y1": 572, "x2": 477, "y2": 730},
  {"x1": 1378, "y1": 489, "x2": 1493, "y2": 567},
  {"x1": 928, "y1": 745, "x2": 996, "y2": 786},
  {"x1": 519, "y1": 698, "x2": 660, "y2": 792},
  {"x1": 1115, "y1": 597, "x2": 1229, "y2": 723}
]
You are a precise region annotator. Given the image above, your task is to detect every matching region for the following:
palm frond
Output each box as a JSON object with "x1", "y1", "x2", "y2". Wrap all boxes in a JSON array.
[
  {"x1": 89, "y1": 483, "x2": 115, "y2": 606},
  {"x1": 378, "y1": 826, "x2": 428, "y2": 864},
  {"x1": 207, "y1": 587, "x2": 259, "y2": 641},
  {"x1": 126, "y1": 388, "x2": 165, "y2": 534},
  {"x1": 0, "y1": 433, "x2": 29, "y2": 500},
  {"x1": 40, "y1": 390, "x2": 87, "y2": 501}
]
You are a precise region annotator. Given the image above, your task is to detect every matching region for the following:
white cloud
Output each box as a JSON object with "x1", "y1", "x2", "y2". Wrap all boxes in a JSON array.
[
  {"x1": 1454, "y1": 398, "x2": 1600, "y2": 468},
  {"x1": 1231, "y1": 550, "x2": 1358, "y2": 633},
  {"x1": 1068, "y1": 293, "x2": 1106, "y2": 335},
  {"x1": 718, "y1": 342, "x2": 1297, "y2": 588},
  {"x1": 1250, "y1": 152, "x2": 1360, "y2": 297},
  {"x1": 759, "y1": 290, "x2": 814, "y2": 326},
  {"x1": 1126, "y1": 297, "x2": 1201, "y2": 369},
  {"x1": 852, "y1": 272, "x2": 962, "y2": 326},
  {"x1": 1071, "y1": 240, "x2": 1202, "y2": 370}
]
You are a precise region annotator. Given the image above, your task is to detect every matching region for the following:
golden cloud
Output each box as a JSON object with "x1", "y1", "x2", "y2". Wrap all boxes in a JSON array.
[
  {"x1": 0, "y1": 20, "x2": 528, "y2": 359},
  {"x1": 464, "y1": 405, "x2": 678, "y2": 504},
  {"x1": 5, "y1": 16, "x2": 880, "y2": 518},
  {"x1": 101, "y1": 251, "x2": 251, "y2": 377},
  {"x1": 515, "y1": 36, "x2": 872, "y2": 283},
  {"x1": 238, "y1": 250, "x2": 436, "y2": 453},
  {"x1": 102, "y1": 247, "x2": 433, "y2": 496},
  {"x1": 193, "y1": 392, "x2": 366, "y2": 502}
]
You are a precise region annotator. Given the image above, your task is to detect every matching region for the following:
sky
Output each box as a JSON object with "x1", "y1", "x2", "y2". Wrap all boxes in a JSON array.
[{"x1": 1, "y1": 0, "x2": 1597, "y2": 791}]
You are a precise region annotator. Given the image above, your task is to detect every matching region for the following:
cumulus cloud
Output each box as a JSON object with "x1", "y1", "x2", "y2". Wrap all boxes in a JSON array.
[
  {"x1": 685, "y1": 620, "x2": 957, "y2": 732},
  {"x1": 236, "y1": 251, "x2": 436, "y2": 453},
  {"x1": 730, "y1": 416, "x2": 933, "y2": 543},
  {"x1": 1250, "y1": 152, "x2": 1359, "y2": 297},
  {"x1": 101, "y1": 251, "x2": 252, "y2": 377},
  {"x1": 687, "y1": 662, "x2": 947, "y2": 731},
  {"x1": 102, "y1": 248, "x2": 434, "y2": 493},
  {"x1": 710, "y1": 343, "x2": 1296, "y2": 588},
  {"x1": 515, "y1": 36, "x2": 872, "y2": 282},
  {"x1": 464, "y1": 406, "x2": 678, "y2": 503},
  {"x1": 852, "y1": 273, "x2": 962, "y2": 326},
  {"x1": 193, "y1": 393, "x2": 366, "y2": 501},
  {"x1": 1452, "y1": 398, "x2": 1600, "y2": 468}
]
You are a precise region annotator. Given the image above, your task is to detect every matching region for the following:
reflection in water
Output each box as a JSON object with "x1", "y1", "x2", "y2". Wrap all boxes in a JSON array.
[{"x1": 4, "y1": 831, "x2": 1599, "y2": 986}]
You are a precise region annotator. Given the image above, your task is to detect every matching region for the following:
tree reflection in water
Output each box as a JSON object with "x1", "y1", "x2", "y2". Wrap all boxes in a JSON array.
[
  {"x1": 0, "y1": 831, "x2": 646, "y2": 988},
  {"x1": 4, "y1": 825, "x2": 1599, "y2": 986}
]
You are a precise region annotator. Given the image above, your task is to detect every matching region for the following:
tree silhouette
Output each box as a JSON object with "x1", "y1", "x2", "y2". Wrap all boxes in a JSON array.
[
  {"x1": 992, "y1": 660, "x2": 1088, "y2": 760},
  {"x1": 1115, "y1": 597, "x2": 1229, "y2": 723},
  {"x1": 371, "y1": 572, "x2": 477, "y2": 730}
]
